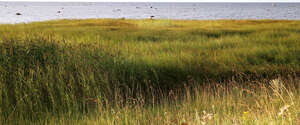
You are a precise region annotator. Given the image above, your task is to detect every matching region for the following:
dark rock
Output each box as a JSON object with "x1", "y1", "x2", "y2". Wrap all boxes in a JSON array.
[{"x1": 16, "y1": 13, "x2": 22, "y2": 15}]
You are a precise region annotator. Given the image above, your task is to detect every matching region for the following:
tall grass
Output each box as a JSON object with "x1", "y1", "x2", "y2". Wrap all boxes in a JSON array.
[{"x1": 0, "y1": 19, "x2": 300, "y2": 124}]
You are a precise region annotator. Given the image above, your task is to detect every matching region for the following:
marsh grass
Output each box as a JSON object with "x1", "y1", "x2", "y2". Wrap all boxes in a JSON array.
[{"x1": 0, "y1": 19, "x2": 300, "y2": 124}]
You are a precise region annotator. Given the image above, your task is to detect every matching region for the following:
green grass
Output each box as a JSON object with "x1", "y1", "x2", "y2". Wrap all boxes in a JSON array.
[{"x1": 0, "y1": 19, "x2": 300, "y2": 124}]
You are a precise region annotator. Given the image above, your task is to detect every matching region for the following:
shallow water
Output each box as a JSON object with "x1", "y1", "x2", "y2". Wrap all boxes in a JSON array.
[{"x1": 0, "y1": 2, "x2": 300, "y2": 24}]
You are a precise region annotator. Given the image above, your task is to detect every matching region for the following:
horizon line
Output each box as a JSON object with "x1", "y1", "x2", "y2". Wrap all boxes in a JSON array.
[{"x1": 1, "y1": 1, "x2": 300, "y2": 3}]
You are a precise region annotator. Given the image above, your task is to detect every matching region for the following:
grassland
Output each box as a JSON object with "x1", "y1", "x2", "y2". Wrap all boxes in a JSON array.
[{"x1": 0, "y1": 19, "x2": 300, "y2": 124}]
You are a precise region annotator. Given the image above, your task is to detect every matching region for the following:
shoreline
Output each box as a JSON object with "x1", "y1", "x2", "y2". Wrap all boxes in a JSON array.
[{"x1": 1, "y1": 18, "x2": 300, "y2": 25}]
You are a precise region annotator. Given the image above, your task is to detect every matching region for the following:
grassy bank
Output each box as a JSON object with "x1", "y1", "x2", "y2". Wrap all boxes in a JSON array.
[{"x1": 0, "y1": 19, "x2": 300, "y2": 124}]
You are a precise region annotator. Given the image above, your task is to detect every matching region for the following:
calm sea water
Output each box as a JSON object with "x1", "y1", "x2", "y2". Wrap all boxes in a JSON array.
[{"x1": 0, "y1": 2, "x2": 300, "y2": 24}]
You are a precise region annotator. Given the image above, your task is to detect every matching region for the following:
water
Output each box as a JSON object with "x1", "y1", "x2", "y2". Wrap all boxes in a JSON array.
[{"x1": 0, "y1": 2, "x2": 300, "y2": 24}]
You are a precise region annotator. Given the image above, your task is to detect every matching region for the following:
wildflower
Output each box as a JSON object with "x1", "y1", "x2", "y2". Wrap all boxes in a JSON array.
[
  {"x1": 202, "y1": 111, "x2": 213, "y2": 120},
  {"x1": 278, "y1": 105, "x2": 291, "y2": 116},
  {"x1": 243, "y1": 111, "x2": 249, "y2": 120}
]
